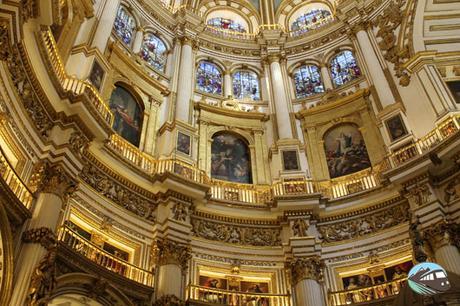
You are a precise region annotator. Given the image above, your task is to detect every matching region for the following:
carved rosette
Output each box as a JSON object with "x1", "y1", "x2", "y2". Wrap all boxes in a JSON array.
[
  {"x1": 33, "y1": 162, "x2": 77, "y2": 201},
  {"x1": 288, "y1": 257, "x2": 324, "y2": 285},
  {"x1": 151, "y1": 239, "x2": 191, "y2": 272}
]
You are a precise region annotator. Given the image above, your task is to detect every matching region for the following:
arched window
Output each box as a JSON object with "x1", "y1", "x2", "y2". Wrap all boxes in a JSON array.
[
  {"x1": 293, "y1": 65, "x2": 324, "y2": 98},
  {"x1": 207, "y1": 17, "x2": 246, "y2": 33},
  {"x1": 291, "y1": 9, "x2": 332, "y2": 35},
  {"x1": 140, "y1": 33, "x2": 167, "y2": 71},
  {"x1": 196, "y1": 61, "x2": 223, "y2": 95},
  {"x1": 330, "y1": 51, "x2": 361, "y2": 87},
  {"x1": 232, "y1": 70, "x2": 260, "y2": 100},
  {"x1": 114, "y1": 6, "x2": 136, "y2": 46},
  {"x1": 211, "y1": 132, "x2": 252, "y2": 183},
  {"x1": 323, "y1": 124, "x2": 371, "y2": 178},
  {"x1": 109, "y1": 85, "x2": 143, "y2": 147}
]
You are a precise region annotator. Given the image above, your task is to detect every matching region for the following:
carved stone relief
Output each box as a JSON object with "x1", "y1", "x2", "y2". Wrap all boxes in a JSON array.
[
  {"x1": 151, "y1": 239, "x2": 191, "y2": 272},
  {"x1": 288, "y1": 256, "x2": 324, "y2": 285},
  {"x1": 318, "y1": 203, "x2": 410, "y2": 243}
]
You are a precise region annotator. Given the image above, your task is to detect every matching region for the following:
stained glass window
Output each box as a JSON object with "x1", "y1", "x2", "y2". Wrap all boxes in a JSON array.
[
  {"x1": 196, "y1": 61, "x2": 223, "y2": 95},
  {"x1": 114, "y1": 6, "x2": 136, "y2": 46},
  {"x1": 330, "y1": 51, "x2": 361, "y2": 87},
  {"x1": 207, "y1": 17, "x2": 246, "y2": 33},
  {"x1": 291, "y1": 9, "x2": 332, "y2": 35},
  {"x1": 233, "y1": 71, "x2": 260, "y2": 100},
  {"x1": 140, "y1": 33, "x2": 167, "y2": 71},
  {"x1": 293, "y1": 65, "x2": 324, "y2": 98}
]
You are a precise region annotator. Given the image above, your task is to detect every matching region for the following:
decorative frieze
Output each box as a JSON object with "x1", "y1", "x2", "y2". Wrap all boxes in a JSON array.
[
  {"x1": 193, "y1": 253, "x2": 278, "y2": 267},
  {"x1": 80, "y1": 162, "x2": 156, "y2": 221},
  {"x1": 191, "y1": 217, "x2": 281, "y2": 247},
  {"x1": 151, "y1": 239, "x2": 191, "y2": 272},
  {"x1": 318, "y1": 202, "x2": 410, "y2": 243},
  {"x1": 288, "y1": 256, "x2": 324, "y2": 285},
  {"x1": 153, "y1": 295, "x2": 185, "y2": 306}
]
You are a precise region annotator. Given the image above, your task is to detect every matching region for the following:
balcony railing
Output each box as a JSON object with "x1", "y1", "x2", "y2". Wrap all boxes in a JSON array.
[
  {"x1": 37, "y1": 28, "x2": 113, "y2": 126},
  {"x1": 58, "y1": 225, "x2": 154, "y2": 286},
  {"x1": 204, "y1": 26, "x2": 257, "y2": 41},
  {"x1": 384, "y1": 114, "x2": 460, "y2": 169},
  {"x1": 0, "y1": 145, "x2": 33, "y2": 209},
  {"x1": 188, "y1": 285, "x2": 291, "y2": 306},
  {"x1": 329, "y1": 278, "x2": 407, "y2": 306}
]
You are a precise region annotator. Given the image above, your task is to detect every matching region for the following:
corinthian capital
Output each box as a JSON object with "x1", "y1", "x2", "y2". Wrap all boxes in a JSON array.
[
  {"x1": 288, "y1": 256, "x2": 324, "y2": 285},
  {"x1": 33, "y1": 161, "x2": 78, "y2": 200},
  {"x1": 424, "y1": 221, "x2": 460, "y2": 249},
  {"x1": 151, "y1": 239, "x2": 191, "y2": 272}
]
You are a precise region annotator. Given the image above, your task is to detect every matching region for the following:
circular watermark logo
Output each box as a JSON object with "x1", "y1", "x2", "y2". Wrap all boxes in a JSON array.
[{"x1": 408, "y1": 262, "x2": 451, "y2": 296}]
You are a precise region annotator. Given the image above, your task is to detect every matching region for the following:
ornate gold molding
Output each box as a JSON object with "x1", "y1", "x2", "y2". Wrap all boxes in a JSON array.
[
  {"x1": 33, "y1": 162, "x2": 78, "y2": 200},
  {"x1": 288, "y1": 256, "x2": 324, "y2": 285},
  {"x1": 151, "y1": 239, "x2": 191, "y2": 272}
]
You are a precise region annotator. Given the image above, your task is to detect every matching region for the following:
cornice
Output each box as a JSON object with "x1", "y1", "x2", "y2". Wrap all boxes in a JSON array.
[
  {"x1": 193, "y1": 210, "x2": 279, "y2": 226},
  {"x1": 194, "y1": 101, "x2": 269, "y2": 121}
]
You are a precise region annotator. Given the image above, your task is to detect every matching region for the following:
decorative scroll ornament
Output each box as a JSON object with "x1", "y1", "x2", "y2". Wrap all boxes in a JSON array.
[
  {"x1": 374, "y1": 0, "x2": 411, "y2": 86},
  {"x1": 288, "y1": 256, "x2": 324, "y2": 285},
  {"x1": 153, "y1": 295, "x2": 185, "y2": 306},
  {"x1": 191, "y1": 218, "x2": 281, "y2": 246},
  {"x1": 34, "y1": 162, "x2": 78, "y2": 200},
  {"x1": 151, "y1": 239, "x2": 191, "y2": 272},
  {"x1": 318, "y1": 203, "x2": 409, "y2": 242},
  {"x1": 80, "y1": 163, "x2": 156, "y2": 221},
  {"x1": 69, "y1": 131, "x2": 88, "y2": 157}
]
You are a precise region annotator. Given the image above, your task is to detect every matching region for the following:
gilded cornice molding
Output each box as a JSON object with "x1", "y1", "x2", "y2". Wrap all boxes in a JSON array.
[
  {"x1": 151, "y1": 239, "x2": 191, "y2": 272},
  {"x1": 288, "y1": 256, "x2": 324, "y2": 285},
  {"x1": 194, "y1": 101, "x2": 269, "y2": 121}
]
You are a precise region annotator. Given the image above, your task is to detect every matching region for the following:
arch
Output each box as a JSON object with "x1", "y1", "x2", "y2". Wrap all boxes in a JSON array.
[
  {"x1": 50, "y1": 273, "x2": 134, "y2": 306},
  {"x1": 323, "y1": 123, "x2": 371, "y2": 179},
  {"x1": 211, "y1": 131, "x2": 252, "y2": 184},
  {"x1": 287, "y1": 2, "x2": 334, "y2": 34},
  {"x1": 140, "y1": 32, "x2": 168, "y2": 72},
  {"x1": 198, "y1": 0, "x2": 261, "y2": 32},
  {"x1": 232, "y1": 70, "x2": 261, "y2": 101},
  {"x1": 0, "y1": 201, "x2": 13, "y2": 306},
  {"x1": 292, "y1": 64, "x2": 324, "y2": 99},
  {"x1": 196, "y1": 60, "x2": 223, "y2": 95},
  {"x1": 206, "y1": 11, "x2": 249, "y2": 33},
  {"x1": 277, "y1": 0, "x2": 335, "y2": 33},
  {"x1": 329, "y1": 50, "x2": 362, "y2": 88},
  {"x1": 113, "y1": 4, "x2": 137, "y2": 46},
  {"x1": 109, "y1": 84, "x2": 144, "y2": 147}
]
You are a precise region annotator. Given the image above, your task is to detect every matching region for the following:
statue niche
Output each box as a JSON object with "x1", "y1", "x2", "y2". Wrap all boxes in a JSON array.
[
  {"x1": 211, "y1": 132, "x2": 252, "y2": 184},
  {"x1": 324, "y1": 124, "x2": 371, "y2": 179}
]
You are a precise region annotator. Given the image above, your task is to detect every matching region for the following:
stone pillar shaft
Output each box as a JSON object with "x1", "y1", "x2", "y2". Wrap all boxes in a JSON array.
[
  {"x1": 355, "y1": 29, "x2": 395, "y2": 107},
  {"x1": 132, "y1": 28, "x2": 144, "y2": 54},
  {"x1": 435, "y1": 245, "x2": 460, "y2": 275},
  {"x1": 224, "y1": 71, "x2": 232, "y2": 98},
  {"x1": 175, "y1": 40, "x2": 194, "y2": 123},
  {"x1": 91, "y1": 0, "x2": 121, "y2": 53},
  {"x1": 269, "y1": 57, "x2": 293, "y2": 139},
  {"x1": 144, "y1": 100, "x2": 159, "y2": 155},
  {"x1": 320, "y1": 65, "x2": 333, "y2": 90}
]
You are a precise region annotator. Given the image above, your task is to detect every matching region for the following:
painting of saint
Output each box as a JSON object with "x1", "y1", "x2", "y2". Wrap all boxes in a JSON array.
[
  {"x1": 211, "y1": 132, "x2": 252, "y2": 184},
  {"x1": 324, "y1": 124, "x2": 371, "y2": 179},
  {"x1": 384, "y1": 261, "x2": 413, "y2": 281},
  {"x1": 177, "y1": 132, "x2": 191, "y2": 155},
  {"x1": 88, "y1": 60, "x2": 105, "y2": 91},
  {"x1": 109, "y1": 86, "x2": 143, "y2": 147},
  {"x1": 447, "y1": 80, "x2": 460, "y2": 104},
  {"x1": 282, "y1": 150, "x2": 300, "y2": 171},
  {"x1": 385, "y1": 114, "x2": 408, "y2": 142}
]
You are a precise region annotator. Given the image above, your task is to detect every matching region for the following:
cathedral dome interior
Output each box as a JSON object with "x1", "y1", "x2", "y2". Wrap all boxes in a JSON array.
[{"x1": 0, "y1": 0, "x2": 459, "y2": 305}]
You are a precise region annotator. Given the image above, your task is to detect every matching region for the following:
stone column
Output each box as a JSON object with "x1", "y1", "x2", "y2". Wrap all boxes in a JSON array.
[
  {"x1": 425, "y1": 222, "x2": 460, "y2": 274},
  {"x1": 143, "y1": 99, "x2": 161, "y2": 155},
  {"x1": 175, "y1": 37, "x2": 194, "y2": 123},
  {"x1": 132, "y1": 27, "x2": 144, "y2": 54},
  {"x1": 268, "y1": 55, "x2": 293, "y2": 139},
  {"x1": 9, "y1": 163, "x2": 76, "y2": 306},
  {"x1": 91, "y1": 0, "x2": 121, "y2": 53},
  {"x1": 223, "y1": 69, "x2": 233, "y2": 98},
  {"x1": 259, "y1": 0, "x2": 275, "y2": 24},
  {"x1": 289, "y1": 257, "x2": 325, "y2": 306},
  {"x1": 152, "y1": 239, "x2": 191, "y2": 300},
  {"x1": 353, "y1": 24, "x2": 395, "y2": 108},
  {"x1": 320, "y1": 64, "x2": 333, "y2": 90}
]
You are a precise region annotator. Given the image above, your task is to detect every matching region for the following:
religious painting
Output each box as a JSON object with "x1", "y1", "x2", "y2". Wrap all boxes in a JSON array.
[
  {"x1": 240, "y1": 281, "x2": 269, "y2": 294},
  {"x1": 109, "y1": 86, "x2": 143, "y2": 147},
  {"x1": 177, "y1": 132, "x2": 191, "y2": 155},
  {"x1": 385, "y1": 114, "x2": 408, "y2": 142},
  {"x1": 211, "y1": 132, "x2": 252, "y2": 184},
  {"x1": 384, "y1": 261, "x2": 413, "y2": 281},
  {"x1": 447, "y1": 80, "x2": 460, "y2": 104},
  {"x1": 88, "y1": 60, "x2": 105, "y2": 91},
  {"x1": 324, "y1": 124, "x2": 371, "y2": 179},
  {"x1": 282, "y1": 150, "x2": 300, "y2": 171},
  {"x1": 342, "y1": 274, "x2": 373, "y2": 304},
  {"x1": 199, "y1": 276, "x2": 228, "y2": 289}
]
